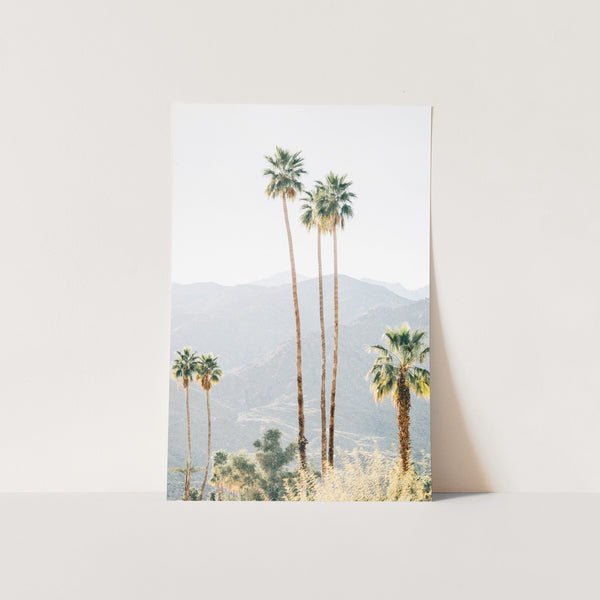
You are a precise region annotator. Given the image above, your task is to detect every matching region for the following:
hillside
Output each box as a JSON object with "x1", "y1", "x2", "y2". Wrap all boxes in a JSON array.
[
  {"x1": 171, "y1": 275, "x2": 411, "y2": 369},
  {"x1": 167, "y1": 275, "x2": 430, "y2": 499}
]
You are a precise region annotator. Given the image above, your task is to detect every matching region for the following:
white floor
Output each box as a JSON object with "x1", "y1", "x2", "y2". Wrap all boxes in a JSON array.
[{"x1": 1, "y1": 493, "x2": 597, "y2": 599}]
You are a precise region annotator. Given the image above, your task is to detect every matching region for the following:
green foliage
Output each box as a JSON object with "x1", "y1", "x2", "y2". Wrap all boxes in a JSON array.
[
  {"x1": 210, "y1": 449, "x2": 231, "y2": 500},
  {"x1": 211, "y1": 429, "x2": 299, "y2": 501},
  {"x1": 285, "y1": 449, "x2": 431, "y2": 502},
  {"x1": 213, "y1": 449, "x2": 229, "y2": 470},
  {"x1": 187, "y1": 487, "x2": 201, "y2": 501},
  {"x1": 218, "y1": 450, "x2": 267, "y2": 501},
  {"x1": 264, "y1": 147, "x2": 306, "y2": 202},
  {"x1": 169, "y1": 459, "x2": 203, "y2": 476},
  {"x1": 171, "y1": 347, "x2": 202, "y2": 387},
  {"x1": 253, "y1": 429, "x2": 298, "y2": 500},
  {"x1": 314, "y1": 172, "x2": 355, "y2": 232},
  {"x1": 197, "y1": 353, "x2": 222, "y2": 391},
  {"x1": 300, "y1": 187, "x2": 328, "y2": 231},
  {"x1": 368, "y1": 324, "x2": 430, "y2": 402}
]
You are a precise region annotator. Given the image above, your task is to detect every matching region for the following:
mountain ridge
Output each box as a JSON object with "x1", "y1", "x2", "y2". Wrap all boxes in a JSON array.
[
  {"x1": 361, "y1": 278, "x2": 429, "y2": 300},
  {"x1": 171, "y1": 275, "x2": 413, "y2": 369}
]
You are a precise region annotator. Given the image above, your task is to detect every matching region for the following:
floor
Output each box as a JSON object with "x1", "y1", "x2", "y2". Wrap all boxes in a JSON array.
[{"x1": 1, "y1": 493, "x2": 597, "y2": 599}]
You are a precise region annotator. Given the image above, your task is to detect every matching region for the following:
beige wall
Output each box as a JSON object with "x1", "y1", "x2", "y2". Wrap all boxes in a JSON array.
[{"x1": 1, "y1": 0, "x2": 598, "y2": 492}]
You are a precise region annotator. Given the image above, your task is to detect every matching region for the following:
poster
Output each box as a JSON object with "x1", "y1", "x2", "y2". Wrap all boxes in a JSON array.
[{"x1": 168, "y1": 105, "x2": 431, "y2": 501}]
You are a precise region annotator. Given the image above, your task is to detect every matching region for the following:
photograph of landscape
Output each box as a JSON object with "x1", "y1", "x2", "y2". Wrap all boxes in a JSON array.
[{"x1": 167, "y1": 104, "x2": 431, "y2": 501}]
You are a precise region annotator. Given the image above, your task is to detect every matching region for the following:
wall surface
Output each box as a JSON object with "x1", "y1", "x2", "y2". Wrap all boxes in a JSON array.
[{"x1": 1, "y1": 0, "x2": 599, "y2": 493}]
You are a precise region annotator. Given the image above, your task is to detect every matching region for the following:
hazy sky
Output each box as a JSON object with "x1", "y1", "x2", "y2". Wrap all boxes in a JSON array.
[{"x1": 172, "y1": 105, "x2": 430, "y2": 289}]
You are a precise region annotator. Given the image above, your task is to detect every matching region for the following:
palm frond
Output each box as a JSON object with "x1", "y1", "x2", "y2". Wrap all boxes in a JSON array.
[
  {"x1": 197, "y1": 353, "x2": 222, "y2": 391},
  {"x1": 170, "y1": 458, "x2": 203, "y2": 475},
  {"x1": 263, "y1": 147, "x2": 306, "y2": 201},
  {"x1": 313, "y1": 171, "x2": 356, "y2": 233},
  {"x1": 171, "y1": 346, "x2": 202, "y2": 385},
  {"x1": 406, "y1": 367, "x2": 430, "y2": 398},
  {"x1": 366, "y1": 325, "x2": 430, "y2": 403}
]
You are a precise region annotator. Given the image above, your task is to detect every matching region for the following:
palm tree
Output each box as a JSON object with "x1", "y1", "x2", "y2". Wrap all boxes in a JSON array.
[
  {"x1": 367, "y1": 325, "x2": 430, "y2": 474},
  {"x1": 171, "y1": 347, "x2": 202, "y2": 500},
  {"x1": 197, "y1": 353, "x2": 222, "y2": 500},
  {"x1": 315, "y1": 172, "x2": 355, "y2": 468},
  {"x1": 264, "y1": 147, "x2": 308, "y2": 470},
  {"x1": 169, "y1": 459, "x2": 203, "y2": 501},
  {"x1": 300, "y1": 187, "x2": 329, "y2": 473},
  {"x1": 210, "y1": 449, "x2": 229, "y2": 501}
]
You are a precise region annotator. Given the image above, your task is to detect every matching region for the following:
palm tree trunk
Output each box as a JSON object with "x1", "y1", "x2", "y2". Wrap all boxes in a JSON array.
[
  {"x1": 317, "y1": 226, "x2": 327, "y2": 474},
  {"x1": 199, "y1": 388, "x2": 211, "y2": 500},
  {"x1": 184, "y1": 385, "x2": 191, "y2": 501},
  {"x1": 282, "y1": 194, "x2": 307, "y2": 471},
  {"x1": 396, "y1": 372, "x2": 411, "y2": 473},
  {"x1": 328, "y1": 227, "x2": 339, "y2": 468}
]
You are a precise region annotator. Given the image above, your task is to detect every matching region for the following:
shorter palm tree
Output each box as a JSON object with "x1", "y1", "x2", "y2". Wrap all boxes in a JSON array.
[
  {"x1": 367, "y1": 325, "x2": 430, "y2": 474},
  {"x1": 171, "y1": 347, "x2": 202, "y2": 500},
  {"x1": 210, "y1": 449, "x2": 229, "y2": 501},
  {"x1": 197, "y1": 354, "x2": 223, "y2": 501},
  {"x1": 169, "y1": 459, "x2": 203, "y2": 501}
]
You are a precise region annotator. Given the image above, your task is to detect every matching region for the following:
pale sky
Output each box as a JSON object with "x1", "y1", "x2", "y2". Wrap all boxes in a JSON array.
[{"x1": 172, "y1": 105, "x2": 430, "y2": 289}]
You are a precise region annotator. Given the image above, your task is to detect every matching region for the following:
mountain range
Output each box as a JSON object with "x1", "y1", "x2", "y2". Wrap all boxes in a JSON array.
[
  {"x1": 167, "y1": 274, "x2": 430, "y2": 499},
  {"x1": 245, "y1": 271, "x2": 429, "y2": 301},
  {"x1": 361, "y1": 278, "x2": 429, "y2": 301}
]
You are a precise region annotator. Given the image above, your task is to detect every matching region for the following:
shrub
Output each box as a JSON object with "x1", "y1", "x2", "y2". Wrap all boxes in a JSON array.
[{"x1": 284, "y1": 449, "x2": 431, "y2": 502}]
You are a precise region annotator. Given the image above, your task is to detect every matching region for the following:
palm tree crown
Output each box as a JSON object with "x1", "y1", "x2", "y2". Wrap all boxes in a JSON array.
[
  {"x1": 314, "y1": 172, "x2": 355, "y2": 231},
  {"x1": 197, "y1": 353, "x2": 222, "y2": 391},
  {"x1": 368, "y1": 325, "x2": 430, "y2": 401},
  {"x1": 172, "y1": 347, "x2": 202, "y2": 388},
  {"x1": 264, "y1": 147, "x2": 306, "y2": 201},
  {"x1": 300, "y1": 186, "x2": 327, "y2": 231},
  {"x1": 169, "y1": 459, "x2": 203, "y2": 477}
]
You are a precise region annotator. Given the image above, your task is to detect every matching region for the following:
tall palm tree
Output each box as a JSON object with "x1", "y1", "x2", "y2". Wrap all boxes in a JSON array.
[
  {"x1": 300, "y1": 187, "x2": 329, "y2": 474},
  {"x1": 169, "y1": 460, "x2": 203, "y2": 501},
  {"x1": 315, "y1": 172, "x2": 355, "y2": 468},
  {"x1": 264, "y1": 147, "x2": 308, "y2": 470},
  {"x1": 197, "y1": 353, "x2": 222, "y2": 500},
  {"x1": 367, "y1": 325, "x2": 430, "y2": 474},
  {"x1": 171, "y1": 347, "x2": 202, "y2": 500}
]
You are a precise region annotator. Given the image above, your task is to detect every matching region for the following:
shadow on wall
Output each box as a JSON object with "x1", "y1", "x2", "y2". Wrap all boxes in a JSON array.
[{"x1": 430, "y1": 252, "x2": 493, "y2": 492}]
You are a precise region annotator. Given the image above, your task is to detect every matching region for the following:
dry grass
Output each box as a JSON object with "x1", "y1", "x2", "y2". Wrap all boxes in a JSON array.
[{"x1": 284, "y1": 449, "x2": 431, "y2": 502}]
